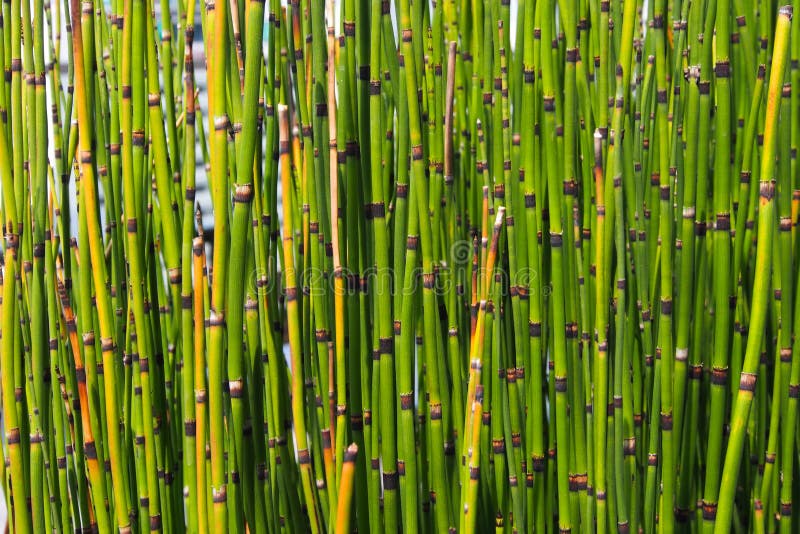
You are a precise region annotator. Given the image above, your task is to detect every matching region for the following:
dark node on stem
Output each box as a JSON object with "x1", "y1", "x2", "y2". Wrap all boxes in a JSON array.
[
  {"x1": 739, "y1": 372, "x2": 757, "y2": 392},
  {"x1": 383, "y1": 471, "x2": 399, "y2": 490},
  {"x1": 399, "y1": 392, "x2": 413, "y2": 410},
  {"x1": 675, "y1": 508, "x2": 691, "y2": 523},
  {"x1": 568, "y1": 474, "x2": 581, "y2": 492},
  {"x1": 623, "y1": 438, "x2": 636, "y2": 456},
  {"x1": 368, "y1": 201, "x2": 386, "y2": 219},
  {"x1": 554, "y1": 376, "x2": 567, "y2": 392},
  {"x1": 320, "y1": 430, "x2": 331, "y2": 449},
  {"x1": 314, "y1": 329, "x2": 329, "y2": 342},
  {"x1": 740, "y1": 170, "x2": 751, "y2": 184},
  {"x1": 422, "y1": 273, "x2": 435, "y2": 289},
  {"x1": 183, "y1": 419, "x2": 196, "y2": 436},
  {"x1": 82, "y1": 331, "x2": 95, "y2": 346},
  {"x1": 212, "y1": 486, "x2": 227, "y2": 503},
  {"x1": 711, "y1": 367, "x2": 728, "y2": 385},
  {"x1": 297, "y1": 449, "x2": 311, "y2": 465},
  {"x1": 149, "y1": 515, "x2": 162, "y2": 531},
  {"x1": 695, "y1": 221, "x2": 707, "y2": 236},
  {"x1": 760, "y1": 181, "x2": 775, "y2": 200},
  {"x1": 523, "y1": 68, "x2": 534, "y2": 83},
  {"x1": 660, "y1": 413, "x2": 673, "y2": 430},
  {"x1": 100, "y1": 337, "x2": 114, "y2": 353},
  {"x1": 233, "y1": 183, "x2": 254, "y2": 203},
  {"x1": 492, "y1": 439, "x2": 505, "y2": 454},
  {"x1": 84, "y1": 441, "x2": 97, "y2": 459},
  {"x1": 6, "y1": 428, "x2": 20, "y2": 445},
  {"x1": 702, "y1": 502, "x2": 717, "y2": 520},
  {"x1": 396, "y1": 183, "x2": 408, "y2": 198},
  {"x1": 229, "y1": 379, "x2": 243, "y2": 398},
  {"x1": 350, "y1": 414, "x2": 363, "y2": 431}
]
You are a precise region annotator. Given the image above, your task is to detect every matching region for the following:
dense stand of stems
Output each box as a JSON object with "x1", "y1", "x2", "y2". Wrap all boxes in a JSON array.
[{"x1": 0, "y1": 0, "x2": 799, "y2": 531}]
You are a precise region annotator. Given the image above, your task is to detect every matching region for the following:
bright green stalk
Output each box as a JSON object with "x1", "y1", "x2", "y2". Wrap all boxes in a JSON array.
[
  {"x1": 206, "y1": 0, "x2": 231, "y2": 524},
  {"x1": 594, "y1": 0, "x2": 637, "y2": 530},
  {"x1": 673, "y1": 55, "x2": 700, "y2": 510},
  {"x1": 365, "y1": 0, "x2": 398, "y2": 526},
  {"x1": 278, "y1": 104, "x2": 321, "y2": 533},
  {"x1": 192, "y1": 236, "x2": 209, "y2": 534},
  {"x1": 180, "y1": 0, "x2": 198, "y2": 527},
  {"x1": 701, "y1": 0, "x2": 734, "y2": 528},
  {"x1": 778, "y1": 209, "x2": 800, "y2": 534},
  {"x1": 224, "y1": 0, "x2": 266, "y2": 524},
  {"x1": 29, "y1": 0, "x2": 49, "y2": 526},
  {"x1": 650, "y1": 0, "x2": 675, "y2": 529},
  {"x1": 144, "y1": 0, "x2": 181, "y2": 331},
  {"x1": 714, "y1": 7, "x2": 793, "y2": 532},
  {"x1": 539, "y1": 1, "x2": 571, "y2": 529},
  {"x1": 392, "y1": 45, "x2": 418, "y2": 532},
  {"x1": 519, "y1": 0, "x2": 545, "y2": 528},
  {"x1": 0, "y1": 34, "x2": 30, "y2": 534},
  {"x1": 397, "y1": 0, "x2": 452, "y2": 528},
  {"x1": 287, "y1": 6, "x2": 335, "y2": 517}
]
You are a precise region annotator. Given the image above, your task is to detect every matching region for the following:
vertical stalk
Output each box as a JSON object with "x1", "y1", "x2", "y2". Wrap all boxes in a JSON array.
[{"x1": 714, "y1": 7, "x2": 792, "y2": 532}]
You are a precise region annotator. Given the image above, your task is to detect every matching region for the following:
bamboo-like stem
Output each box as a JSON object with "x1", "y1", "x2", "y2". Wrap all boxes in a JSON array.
[
  {"x1": 206, "y1": 0, "x2": 231, "y2": 523},
  {"x1": 714, "y1": 7, "x2": 793, "y2": 532},
  {"x1": 224, "y1": 0, "x2": 267, "y2": 523},
  {"x1": 461, "y1": 206, "x2": 503, "y2": 534},
  {"x1": 180, "y1": 0, "x2": 198, "y2": 527},
  {"x1": 396, "y1": 0, "x2": 452, "y2": 529},
  {"x1": 334, "y1": 444, "x2": 358, "y2": 533},
  {"x1": 278, "y1": 103, "x2": 320, "y2": 533},
  {"x1": 69, "y1": 0, "x2": 130, "y2": 528}
]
